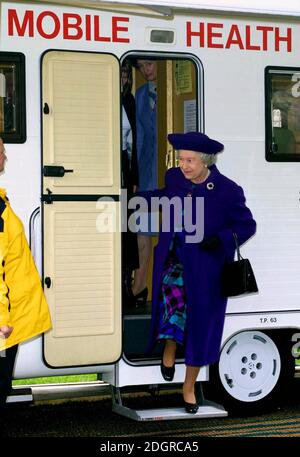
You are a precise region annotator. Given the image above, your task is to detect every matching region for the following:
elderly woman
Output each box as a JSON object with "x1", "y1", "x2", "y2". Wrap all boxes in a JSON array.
[{"x1": 146, "y1": 132, "x2": 256, "y2": 413}]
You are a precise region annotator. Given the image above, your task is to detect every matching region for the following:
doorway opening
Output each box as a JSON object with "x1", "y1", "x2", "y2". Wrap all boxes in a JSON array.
[{"x1": 121, "y1": 53, "x2": 203, "y2": 363}]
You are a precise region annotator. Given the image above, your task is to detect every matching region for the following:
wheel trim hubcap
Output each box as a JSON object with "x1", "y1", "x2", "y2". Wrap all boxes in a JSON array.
[{"x1": 219, "y1": 331, "x2": 281, "y2": 402}]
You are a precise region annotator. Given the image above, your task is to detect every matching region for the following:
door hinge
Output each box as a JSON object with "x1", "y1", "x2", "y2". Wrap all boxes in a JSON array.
[
  {"x1": 44, "y1": 277, "x2": 51, "y2": 288},
  {"x1": 43, "y1": 103, "x2": 50, "y2": 115},
  {"x1": 44, "y1": 188, "x2": 53, "y2": 204}
]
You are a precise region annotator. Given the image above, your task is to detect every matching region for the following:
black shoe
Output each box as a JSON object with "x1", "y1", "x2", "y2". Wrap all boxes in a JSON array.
[
  {"x1": 133, "y1": 287, "x2": 148, "y2": 307},
  {"x1": 123, "y1": 286, "x2": 134, "y2": 309},
  {"x1": 184, "y1": 401, "x2": 199, "y2": 414},
  {"x1": 160, "y1": 362, "x2": 175, "y2": 381}
]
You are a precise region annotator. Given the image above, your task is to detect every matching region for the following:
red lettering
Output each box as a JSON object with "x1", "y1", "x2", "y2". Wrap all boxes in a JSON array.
[
  {"x1": 256, "y1": 26, "x2": 273, "y2": 51},
  {"x1": 36, "y1": 11, "x2": 60, "y2": 39},
  {"x1": 245, "y1": 25, "x2": 260, "y2": 50},
  {"x1": 86, "y1": 15, "x2": 91, "y2": 41},
  {"x1": 8, "y1": 8, "x2": 34, "y2": 37},
  {"x1": 7, "y1": 8, "x2": 133, "y2": 43},
  {"x1": 94, "y1": 15, "x2": 110, "y2": 42},
  {"x1": 186, "y1": 21, "x2": 205, "y2": 47},
  {"x1": 275, "y1": 27, "x2": 292, "y2": 52},
  {"x1": 207, "y1": 23, "x2": 223, "y2": 48},
  {"x1": 225, "y1": 25, "x2": 244, "y2": 49},
  {"x1": 63, "y1": 13, "x2": 83, "y2": 40},
  {"x1": 112, "y1": 16, "x2": 129, "y2": 43}
]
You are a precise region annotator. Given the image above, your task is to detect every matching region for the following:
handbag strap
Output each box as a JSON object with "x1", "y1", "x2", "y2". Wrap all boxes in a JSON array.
[{"x1": 233, "y1": 232, "x2": 243, "y2": 260}]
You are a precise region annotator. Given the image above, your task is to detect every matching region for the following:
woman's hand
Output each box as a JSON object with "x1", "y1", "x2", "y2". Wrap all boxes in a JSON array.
[{"x1": 0, "y1": 325, "x2": 14, "y2": 339}]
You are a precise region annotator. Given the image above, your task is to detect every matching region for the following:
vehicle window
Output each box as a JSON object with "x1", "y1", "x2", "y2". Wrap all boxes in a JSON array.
[
  {"x1": 0, "y1": 53, "x2": 26, "y2": 143},
  {"x1": 266, "y1": 66, "x2": 300, "y2": 161}
]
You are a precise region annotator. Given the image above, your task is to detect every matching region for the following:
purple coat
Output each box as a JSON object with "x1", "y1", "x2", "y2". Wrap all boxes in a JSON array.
[{"x1": 146, "y1": 165, "x2": 256, "y2": 366}]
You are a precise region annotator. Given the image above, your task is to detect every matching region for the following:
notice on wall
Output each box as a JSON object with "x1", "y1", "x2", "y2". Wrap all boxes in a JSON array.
[
  {"x1": 184, "y1": 99, "x2": 197, "y2": 133},
  {"x1": 174, "y1": 60, "x2": 193, "y2": 95}
]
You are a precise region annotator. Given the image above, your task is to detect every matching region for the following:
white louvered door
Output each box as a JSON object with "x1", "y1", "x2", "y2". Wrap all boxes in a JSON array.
[
  {"x1": 42, "y1": 51, "x2": 120, "y2": 195},
  {"x1": 42, "y1": 51, "x2": 121, "y2": 367}
]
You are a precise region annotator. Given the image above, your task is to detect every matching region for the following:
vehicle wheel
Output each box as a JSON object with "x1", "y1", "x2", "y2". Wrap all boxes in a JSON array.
[{"x1": 207, "y1": 330, "x2": 295, "y2": 415}]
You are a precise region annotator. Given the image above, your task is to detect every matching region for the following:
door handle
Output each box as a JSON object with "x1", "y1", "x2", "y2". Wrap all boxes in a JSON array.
[{"x1": 43, "y1": 166, "x2": 74, "y2": 177}]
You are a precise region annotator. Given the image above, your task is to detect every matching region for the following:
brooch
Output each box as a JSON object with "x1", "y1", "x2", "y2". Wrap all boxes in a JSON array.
[{"x1": 207, "y1": 182, "x2": 214, "y2": 190}]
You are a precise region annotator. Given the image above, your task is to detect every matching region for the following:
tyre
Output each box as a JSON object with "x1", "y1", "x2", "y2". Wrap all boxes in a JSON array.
[{"x1": 206, "y1": 330, "x2": 295, "y2": 415}]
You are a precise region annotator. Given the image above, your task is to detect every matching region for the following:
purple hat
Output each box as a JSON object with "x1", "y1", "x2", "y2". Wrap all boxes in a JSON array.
[{"x1": 168, "y1": 132, "x2": 224, "y2": 154}]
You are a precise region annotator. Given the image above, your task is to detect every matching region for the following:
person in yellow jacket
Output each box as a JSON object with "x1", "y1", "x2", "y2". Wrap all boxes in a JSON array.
[{"x1": 0, "y1": 139, "x2": 52, "y2": 407}]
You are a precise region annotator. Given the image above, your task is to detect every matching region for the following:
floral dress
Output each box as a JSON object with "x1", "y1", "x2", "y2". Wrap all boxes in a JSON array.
[{"x1": 157, "y1": 232, "x2": 187, "y2": 345}]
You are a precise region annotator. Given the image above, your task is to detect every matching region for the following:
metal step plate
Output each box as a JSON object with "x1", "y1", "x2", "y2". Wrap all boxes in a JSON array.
[
  {"x1": 113, "y1": 402, "x2": 228, "y2": 421},
  {"x1": 6, "y1": 387, "x2": 33, "y2": 403}
]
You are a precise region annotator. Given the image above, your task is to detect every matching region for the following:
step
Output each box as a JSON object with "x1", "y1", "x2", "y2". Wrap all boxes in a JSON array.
[
  {"x1": 6, "y1": 387, "x2": 33, "y2": 403},
  {"x1": 8, "y1": 381, "x2": 110, "y2": 403},
  {"x1": 112, "y1": 400, "x2": 228, "y2": 421}
]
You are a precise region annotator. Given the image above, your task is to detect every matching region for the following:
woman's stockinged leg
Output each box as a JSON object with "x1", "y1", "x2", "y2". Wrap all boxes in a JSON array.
[
  {"x1": 160, "y1": 339, "x2": 177, "y2": 381},
  {"x1": 163, "y1": 339, "x2": 177, "y2": 367},
  {"x1": 183, "y1": 365, "x2": 201, "y2": 404},
  {"x1": 132, "y1": 235, "x2": 152, "y2": 296}
]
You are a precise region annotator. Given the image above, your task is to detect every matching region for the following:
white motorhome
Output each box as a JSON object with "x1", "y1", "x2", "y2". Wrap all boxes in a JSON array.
[{"x1": 1, "y1": 0, "x2": 300, "y2": 420}]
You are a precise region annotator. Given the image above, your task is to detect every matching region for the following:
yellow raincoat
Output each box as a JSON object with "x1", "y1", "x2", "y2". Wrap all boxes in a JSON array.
[{"x1": 0, "y1": 188, "x2": 51, "y2": 350}]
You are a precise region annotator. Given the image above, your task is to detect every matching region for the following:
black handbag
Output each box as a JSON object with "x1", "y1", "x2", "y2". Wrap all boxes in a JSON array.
[{"x1": 221, "y1": 233, "x2": 258, "y2": 297}]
